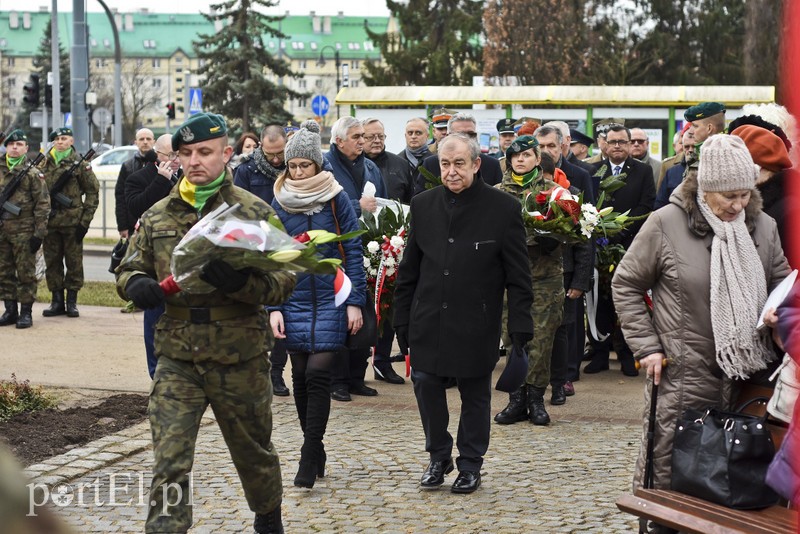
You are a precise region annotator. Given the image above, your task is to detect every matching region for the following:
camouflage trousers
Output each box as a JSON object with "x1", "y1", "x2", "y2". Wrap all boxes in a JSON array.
[
  {"x1": 525, "y1": 274, "x2": 565, "y2": 389},
  {"x1": 146, "y1": 355, "x2": 281, "y2": 533},
  {"x1": 0, "y1": 230, "x2": 37, "y2": 303},
  {"x1": 43, "y1": 226, "x2": 85, "y2": 291}
]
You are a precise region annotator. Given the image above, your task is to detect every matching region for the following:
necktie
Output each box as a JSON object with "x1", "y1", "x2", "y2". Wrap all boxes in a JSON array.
[{"x1": 613, "y1": 165, "x2": 622, "y2": 176}]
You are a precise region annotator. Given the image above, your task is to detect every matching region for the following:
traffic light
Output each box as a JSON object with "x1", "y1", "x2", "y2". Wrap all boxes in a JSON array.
[
  {"x1": 22, "y1": 74, "x2": 40, "y2": 106},
  {"x1": 166, "y1": 102, "x2": 176, "y2": 120},
  {"x1": 44, "y1": 84, "x2": 53, "y2": 108},
  {"x1": 60, "y1": 84, "x2": 67, "y2": 106}
]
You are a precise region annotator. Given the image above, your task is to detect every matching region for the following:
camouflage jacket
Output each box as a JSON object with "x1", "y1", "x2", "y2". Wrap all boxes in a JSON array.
[
  {"x1": 41, "y1": 148, "x2": 100, "y2": 228},
  {"x1": 0, "y1": 156, "x2": 50, "y2": 238},
  {"x1": 116, "y1": 169, "x2": 296, "y2": 368},
  {"x1": 498, "y1": 169, "x2": 564, "y2": 280}
]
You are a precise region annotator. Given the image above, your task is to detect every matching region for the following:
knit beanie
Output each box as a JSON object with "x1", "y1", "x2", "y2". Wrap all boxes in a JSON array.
[
  {"x1": 284, "y1": 120, "x2": 323, "y2": 167},
  {"x1": 731, "y1": 125, "x2": 792, "y2": 173},
  {"x1": 697, "y1": 134, "x2": 757, "y2": 192}
]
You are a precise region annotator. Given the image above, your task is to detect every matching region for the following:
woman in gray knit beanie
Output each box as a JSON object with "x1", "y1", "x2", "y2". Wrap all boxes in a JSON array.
[
  {"x1": 269, "y1": 119, "x2": 367, "y2": 489},
  {"x1": 610, "y1": 133, "x2": 790, "y2": 503}
]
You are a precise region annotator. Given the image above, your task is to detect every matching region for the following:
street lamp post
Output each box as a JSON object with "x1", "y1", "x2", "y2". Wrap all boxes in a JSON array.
[{"x1": 317, "y1": 46, "x2": 340, "y2": 119}]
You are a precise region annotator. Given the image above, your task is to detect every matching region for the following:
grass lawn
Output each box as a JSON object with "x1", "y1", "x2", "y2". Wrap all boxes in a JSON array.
[{"x1": 35, "y1": 281, "x2": 127, "y2": 308}]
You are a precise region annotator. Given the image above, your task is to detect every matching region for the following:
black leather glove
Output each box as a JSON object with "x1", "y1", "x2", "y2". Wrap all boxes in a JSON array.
[
  {"x1": 199, "y1": 259, "x2": 249, "y2": 293},
  {"x1": 29, "y1": 236, "x2": 42, "y2": 254},
  {"x1": 538, "y1": 236, "x2": 560, "y2": 254},
  {"x1": 75, "y1": 225, "x2": 89, "y2": 240},
  {"x1": 395, "y1": 325, "x2": 410, "y2": 355},
  {"x1": 125, "y1": 275, "x2": 165, "y2": 309},
  {"x1": 510, "y1": 332, "x2": 533, "y2": 354}
]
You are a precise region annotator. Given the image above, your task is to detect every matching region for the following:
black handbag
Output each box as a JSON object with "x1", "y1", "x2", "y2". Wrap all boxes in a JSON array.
[
  {"x1": 108, "y1": 238, "x2": 128, "y2": 273},
  {"x1": 330, "y1": 198, "x2": 377, "y2": 350},
  {"x1": 670, "y1": 397, "x2": 779, "y2": 509}
]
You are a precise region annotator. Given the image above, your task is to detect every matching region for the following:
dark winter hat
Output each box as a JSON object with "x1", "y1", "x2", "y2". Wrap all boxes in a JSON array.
[
  {"x1": 505, "y1": 135, "x2": 539, "y2": 160},
  {"x1": 172, "y1": 113, "x2": 227, "y2": 151},
  {"x1": 731, "y1": 125, "x2": 792, "y2": 173},
  {"x1": 684, "y1": 102, "x2": 726, "y2": 122},
  {"x1": 4, "y1": 129, "x2": 27, "y2": 146},
  {"x1": 569, "y1": 129, "x2": 594, "y2": 147},
  {"x1": 496, "y1": 118, "x2": 517, "y2": 134},
  {"x1": 284, "y1": 120, "x2": 323, "y2": 167},
  {"x1": 49, "y1": 127, "x2": 73, "y2": 141},
  {"x1": 697, "y1": 134, "x2": 757, "y2": 192},
  {"x1": 727, "y1": 114, "x2": 792, "y2": 153},
  {"x1": 495, "y1": 344, "x2": 528, "y2": 393}
]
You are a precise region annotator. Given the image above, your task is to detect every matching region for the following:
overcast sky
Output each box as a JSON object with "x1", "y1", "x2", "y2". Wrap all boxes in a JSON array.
[{"x1": 36, "y1": 0, "x2": 391, "y2": 17}]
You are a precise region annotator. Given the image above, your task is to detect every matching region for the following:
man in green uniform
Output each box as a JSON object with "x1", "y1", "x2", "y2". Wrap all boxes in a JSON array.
[
  {"x1": 116, "y1": 113, "x2": 295, "y2": 534},
  {"x1": 41, "y1": 127, "x2": 99, "y2": 318},
  {"x1": 0, "y1": 130, "x2": 50, "y2": 328}
]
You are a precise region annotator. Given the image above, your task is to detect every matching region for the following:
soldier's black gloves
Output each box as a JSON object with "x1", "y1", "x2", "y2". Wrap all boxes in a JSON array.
[
  {"x1": 538, "y1": 237, "x2": 560, "y2": 255},
  {"x1": 510, "y1": 332, "x2": 533, "y2": 354},
  {"x1": 395, "y1": 325, "x2": 410, "y2": 355},
  {"x1": 29, "y1": 236, "x2": 43, "y2": 254},
  {"x1": 199, "y1": 259, "x2": 249, "y2": 293},
  {"x1": 126, "y1": 275, "x2": 165, "y2": 309},
  {"x1": 75, "y1": 225, "x2": 89, "y2": 240}
]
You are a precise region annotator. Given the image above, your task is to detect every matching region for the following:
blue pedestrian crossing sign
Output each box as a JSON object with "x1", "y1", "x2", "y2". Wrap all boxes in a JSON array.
[
  {"x1": 188, "y1": 88, "x2": 203, "y2": 116},
  {"x1": 311, "y1": 95, "x2": 330, "y2": 117}
]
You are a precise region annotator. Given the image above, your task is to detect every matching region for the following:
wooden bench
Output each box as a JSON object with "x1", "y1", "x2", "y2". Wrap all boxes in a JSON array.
[{"x1": 616, "y1": 384, "x2": 797, "y2": 533}]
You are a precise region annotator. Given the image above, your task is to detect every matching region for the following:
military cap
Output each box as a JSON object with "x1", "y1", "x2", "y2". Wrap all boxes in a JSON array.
[
  {"x1": 569, "y1": 128, "x2": 594, "y2": 147},
  {"x1": 594, "y1": 118, "x2": 625, "y2": 138},
  {"x1": 496, "y1": 118, "x2": 517, "y2": 134},
  {"x1": 172, "y1": 112, "x2": 228, "y2": 151},
  {"x1": 430, "y1": 107, "x2": 455, "y2": 129},
  {"x1": 4, "y1": 129, "x2": 27, "y2": 146},
  {"x1": 505, "y1": 135, "x2": 539, "y2": 160},
  {"x1": 684, "y1": 102, "x2": 726, "y2": 122},
  {"x1": 49, "y1": 127, "x2": 73, "y2": 142}
]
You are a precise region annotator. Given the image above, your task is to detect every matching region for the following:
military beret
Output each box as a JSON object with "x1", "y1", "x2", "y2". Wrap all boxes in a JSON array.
[
  {"x1": 684, "y1": 102, "x2": 726, "y2": 122},
  {"x1": 496, "y1": 118, "x2": 517, "y2": 134},
  {"x1": 430, "y1": 107, "x2": 455, "y2": 128},
  {"x1": 49, "y1": 127, "x2": 73, "y2": 142},
  {"x1": 172, "y1": 112, "x2": 228, "y2": 151},
  {"x1": 506, "y1": 135, "x2": 539, "y2": 159},
  {"x1": 595, "y1": 118, "x2": 625, "y2": 138},
  {"x1": 4, "y1": 129, "x2": 27, "y2": 146},
  {"x1": 569, "y1": 129, "x2": 594, "y2": 147}
]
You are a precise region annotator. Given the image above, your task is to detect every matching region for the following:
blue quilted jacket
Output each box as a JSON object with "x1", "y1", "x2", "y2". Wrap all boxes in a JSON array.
[
  {"x1": 324, "y1": 144, "x2": 388, "y2": 217},
  {"x1": 271, "y1": 189, "x2": 367, "y2": 353}
]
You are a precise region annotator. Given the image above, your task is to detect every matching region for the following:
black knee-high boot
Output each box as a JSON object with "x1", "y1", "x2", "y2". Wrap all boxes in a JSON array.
[
  {"x1": 292, "y1": 368, "x2": 308, "y2": 432},
  {"x1": 294, "y1": 367, "x2": 331, "y2": 488}
]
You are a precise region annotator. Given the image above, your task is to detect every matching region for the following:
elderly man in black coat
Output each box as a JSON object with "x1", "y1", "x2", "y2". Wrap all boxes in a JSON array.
[{"x1": 393, "y1": 133, "x2": 533, "y2": 494}]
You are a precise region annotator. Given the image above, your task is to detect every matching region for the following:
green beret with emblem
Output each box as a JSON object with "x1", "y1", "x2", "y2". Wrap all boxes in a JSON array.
[
  {"x1": 684, "y1": 102, "x2": 726, "y2": 122},
  {"x1": 4, "y1": 129, "x2": 27, "y2": 146},
  {"x1": 172, "y1": 112, "x2": 228, "y2": 151},
  {"x1": 506, "y1": 135, "x2": 539, "y2": 159},
  {"x1": 49, "y1": 127, "x2": 73, "y2": 142}
]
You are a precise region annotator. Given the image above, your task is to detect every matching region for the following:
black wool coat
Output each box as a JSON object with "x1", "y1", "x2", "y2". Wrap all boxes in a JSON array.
[
  {"x1": 592, "y1": 157, "x2": 656, "y2": 249},
  {"x1": 393, "y1": 177, "x2": 533, "y2": 377}
]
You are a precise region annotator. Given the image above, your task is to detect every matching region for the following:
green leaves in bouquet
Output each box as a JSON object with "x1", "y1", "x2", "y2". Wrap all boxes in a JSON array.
[
  {"x1": 418, "y1": 165, "x2": 442, "y2": 190},
  {"x1": 359, "y1": 201, "x2": 409, "y2": 244}
]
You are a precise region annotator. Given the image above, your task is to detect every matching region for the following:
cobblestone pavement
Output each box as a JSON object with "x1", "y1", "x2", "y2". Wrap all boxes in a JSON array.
[{"x1": 26, "y1": 390, "x2": 641, "y2": 532}]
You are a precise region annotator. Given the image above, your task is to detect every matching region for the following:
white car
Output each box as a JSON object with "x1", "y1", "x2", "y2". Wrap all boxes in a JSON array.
[{"x1": 90, "y1": 145, "x2": 138, "y2": 180}]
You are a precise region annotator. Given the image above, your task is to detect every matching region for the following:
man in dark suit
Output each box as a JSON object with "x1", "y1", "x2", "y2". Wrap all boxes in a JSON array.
[
  {"x1": 394, "y1": 133, "x2": 533, "y2": 494},
  {"x1": 534, "y1": 123, "x2": 596, "y2": 202},
  {"x1": 585, "y1": 124, "x2": 656, "y2": 376},
  {"x1": 412, "y1": 113, "x2": 503, "y2": 196}
]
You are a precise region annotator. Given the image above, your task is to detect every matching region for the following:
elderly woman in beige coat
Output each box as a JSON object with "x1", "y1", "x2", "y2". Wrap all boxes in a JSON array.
[{"x1": 612, "y1": 134, "x2": 790, "y2": 497}]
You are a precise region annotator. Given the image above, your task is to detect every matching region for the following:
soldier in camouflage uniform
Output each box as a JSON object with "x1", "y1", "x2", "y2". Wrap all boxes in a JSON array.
[
  {"x1": 494, "y1": 136, "x2": 564, "y2": 426},
  {"x1": 0, "y1": 130, "x2": 50, "y2": 329},
  {"x1": 41, "y1": 127, "x2": 99, "y2": 318},
  {"x1": 116, "y1": 113, "x2": 294, "y2": 534}
]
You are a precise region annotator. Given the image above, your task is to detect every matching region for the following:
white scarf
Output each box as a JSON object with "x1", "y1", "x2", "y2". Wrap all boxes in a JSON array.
[
  {"x1": 697, "y1": 189, "x2": 773, "y2": 379},
  {"x1": 273, "y1": 170, "x2": 342, "y2": 215}
]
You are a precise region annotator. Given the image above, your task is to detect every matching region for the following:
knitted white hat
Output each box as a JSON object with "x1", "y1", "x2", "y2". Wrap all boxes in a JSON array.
[
  {"x1": 697, "y1": 134, "x2": 758, "y2": 192},
  {"x1": 284, "y1": 120, "x2": 323, "y2": 167}
]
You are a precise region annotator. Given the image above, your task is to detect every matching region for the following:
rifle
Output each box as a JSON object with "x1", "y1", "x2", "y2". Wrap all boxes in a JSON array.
[
  {"x1": 0, "y1": 152, "x2": 46, "y2": 219},
  {"x1": 49, "y1": 145, "x2": 98, "y2": 209}
]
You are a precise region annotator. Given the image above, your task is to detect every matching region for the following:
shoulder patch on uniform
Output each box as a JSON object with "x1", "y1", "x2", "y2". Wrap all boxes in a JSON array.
[{"x1": 152, "y1": 229, "x2": 178, "y2": 238}]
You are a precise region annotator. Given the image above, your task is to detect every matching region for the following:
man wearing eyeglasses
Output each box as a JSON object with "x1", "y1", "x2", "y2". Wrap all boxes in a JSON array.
[
  {"x1": 233, "y1": 123, "x2": 288, "y2": 205},
  {"x1": 124, "y1": 133, "x2": 182, "y2": 379},
  {"x1": 115, "y1": 128, "x2": 156, "y2": 239},
  {"x1": 584, "y1": 124, "x2": 655, "y2": 378},
  {"x1": 629, "y1": 128, "x2": 661, "y2": 183},
  {"x1": 362, "y1": 118, "x2": 413, "y2": 204}
]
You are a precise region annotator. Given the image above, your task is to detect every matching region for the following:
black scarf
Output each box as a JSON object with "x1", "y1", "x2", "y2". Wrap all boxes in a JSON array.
[{"x1": 252, "y1": 148, "x2": 285, "y2": 182}]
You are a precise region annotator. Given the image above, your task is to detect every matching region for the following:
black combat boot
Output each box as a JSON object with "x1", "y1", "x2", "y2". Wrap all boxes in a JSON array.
[
  {"x1": 16, "y1": 303, "x2": 33, "y2": 329},
  {"x1": 526, "y1": 385, "x2": 551, "y2": 426},
  {"x1": 550, "y1": 384, "x2": 566, "y2": 406},
  {"x1": 254, "y1": 503, "x2": 284, "y2": 534},
  {"x1": 42, "y1": 290, "x2": 66, "y2": 317},
  {"x1": 66, "y1": 290, "x2": 79, "y2": 317},
  {"x1": 0, "y1": 300, "x2": 18, "y2": 326},
  {"x1": 493, "y1": 386, "x2": 528, "y2": 424}
]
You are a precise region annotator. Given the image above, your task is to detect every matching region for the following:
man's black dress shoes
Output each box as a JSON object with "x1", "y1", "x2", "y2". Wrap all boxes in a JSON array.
[
  {"x1": 349, "y1": 383, "x2": 378, "y2": 396},
  {"x1": 330, "y1": 388, "x2": 351, "y2": 402},
  {"x1": 419, "y1": 458, "x2": 454, "y2": 489},
  {"x1": 451, "y1": 470, "x2": 481, "y2": 494},
  {"x1": 374, "y1": 364, "x2": 405, "y2": 384}
]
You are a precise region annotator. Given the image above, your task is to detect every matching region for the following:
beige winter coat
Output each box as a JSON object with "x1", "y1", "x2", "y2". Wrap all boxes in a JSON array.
[{"x1": 612, "y1": 173, "x2": 790, "y2": 490}]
